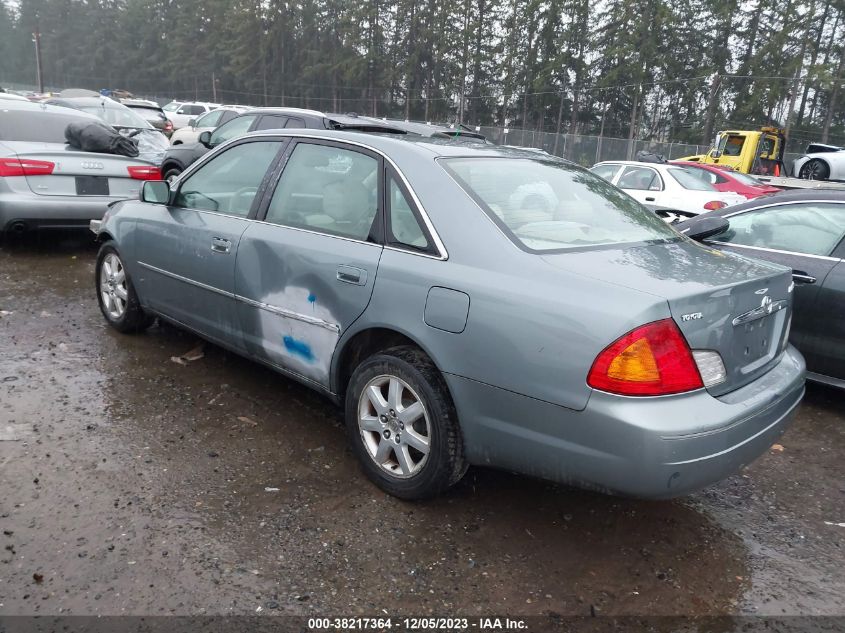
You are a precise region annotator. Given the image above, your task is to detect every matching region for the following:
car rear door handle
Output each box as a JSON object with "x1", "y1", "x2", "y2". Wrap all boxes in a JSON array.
[
  {"x1": 645, "y1": 196, "x2": 655, "y2": 202},
  {"x1": 336, "y1": 265, "x2": 367, "y2": 285},
  {"x1": 211, "y1": 237, "x2": 231, "y2": 254},
  {"x1": 792, "y1": 271, "x2": 816, "y2": 284}
]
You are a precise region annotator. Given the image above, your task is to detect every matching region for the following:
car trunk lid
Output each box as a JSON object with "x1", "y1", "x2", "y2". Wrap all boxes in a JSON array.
[
  {"x1": 1, "y1": 140, "x2": 155, "y2": 198},
  {"x1": 542, "y1": 238, "x2": 794, "y2": 396}
]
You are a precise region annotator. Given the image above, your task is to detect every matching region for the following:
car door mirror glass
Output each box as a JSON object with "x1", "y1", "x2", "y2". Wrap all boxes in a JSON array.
[
  {"x1": 141, "y1": 180, "x2": 170, "y2": 205},
  {"x1": 198, "y1": 130, "x2": 212, "y2": 147}
]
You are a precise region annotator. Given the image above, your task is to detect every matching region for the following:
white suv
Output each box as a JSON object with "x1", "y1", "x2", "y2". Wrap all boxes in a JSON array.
[{"x1": 166, "y1": 102, "x2": 222, "y2": 130}]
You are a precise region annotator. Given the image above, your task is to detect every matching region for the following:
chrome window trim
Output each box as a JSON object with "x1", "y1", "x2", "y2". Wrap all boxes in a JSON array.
[
  {"x1": 170, "y1": 132, "x2": 449, "y2": 261},
  {"x1": 723, "y1": 199, "x2": 845, "y2": 219},
  {"x1": 712, "y1": 241, "x2": 843, "y2": 263},
  {"x1": 234, "y1": 295, "x2": 340, "y2": 333},
  {"x1": 248, "y1": 218, "x2": 383, "y2": 250},
  {"x1": 261, "y1": 133, "x2": 448, "y2": 259},
  {"x1": 716, "y1": 199, "x2": 845, "y2": 260}
]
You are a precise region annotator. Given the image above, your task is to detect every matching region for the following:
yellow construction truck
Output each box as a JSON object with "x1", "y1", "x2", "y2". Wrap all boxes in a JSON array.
[{"x1": 678, "y1": 127, "x2": 787, "y2": 176}]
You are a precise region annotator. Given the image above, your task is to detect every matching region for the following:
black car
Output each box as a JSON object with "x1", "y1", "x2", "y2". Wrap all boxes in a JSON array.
[
  {"x1": 678, "y1": 190, "x2": 845, "y2": 388},
  {"x1": 121, "y1": 100, "x2": 174, "y2": 138},
  {"x1": 159, "y1": 108, "x2": 407, "y2": 181}
]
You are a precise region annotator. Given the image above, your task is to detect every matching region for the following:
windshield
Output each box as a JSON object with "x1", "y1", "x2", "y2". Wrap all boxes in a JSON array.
[
  {"x1": 668, "y1": 167, "x2": 716, "y2": 191},
  {"x1": 442, "y1": 157, "x2": 679, "y2": 252},
  {"x1": 80, "y1": 103, "x2": 153, "y2": 129}
]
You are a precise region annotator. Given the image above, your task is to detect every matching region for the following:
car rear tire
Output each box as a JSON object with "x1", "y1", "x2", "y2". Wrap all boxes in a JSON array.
[
  {"x1": 345, "y1": 346, "x2": 467, "y2": 500},
  {"x1": 799, "y1": 159, "x2": 830, "y2": 180},
  {"x1": 95, "y1": 242, "x2": 154, "y2": 334},
  {"x1": 163, "y1": 167, "x2": 182, "y2": 182}
]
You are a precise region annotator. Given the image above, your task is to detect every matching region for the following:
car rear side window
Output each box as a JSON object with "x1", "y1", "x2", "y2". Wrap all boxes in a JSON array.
[
  {"x1": 255, "y1": 115, "x2": 288, "y2": 130},
  {"x1": 173, "y1": 141, "x2": 280, "y2": 217},
  {"x1": 0, "y1": 110, "x2": 94, "y2": 143},
  {"x1": 387, "y1": 173, "x2": 430, "y2": 252},
  {"x1": 442, "y1": 157, "x2": 678, "y2": 253},
  {"x1": 713, "y1": 202, "x2": 845, "y2": 256},
  {"x1": 264, "y1": 143, "x2": 379, "y2": 241}
]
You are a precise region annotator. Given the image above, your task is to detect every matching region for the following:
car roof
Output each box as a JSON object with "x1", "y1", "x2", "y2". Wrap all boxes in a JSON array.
[
  {"x1": 692, "y1": 189, "x2": 845, "y2": 219},
  {"x1": 244, "y1": 106, "x2": 326, "y2": 117},
  {"x1": 0, "y1": 98, "x2": 100, "y2": 119},
  {"x1": 237, "y1": 128, "x2": 566, "y2": 160},
  {"x1": 47, "y1": 97, "x2": 126, "y2": 109}
]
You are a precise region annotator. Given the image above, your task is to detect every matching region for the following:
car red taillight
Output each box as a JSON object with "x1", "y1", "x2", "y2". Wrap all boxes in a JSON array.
[
  {"x1": 703, "y1": 200, "x2": 726, "y2": 211},
  {"x1": 587, "y1": 319, "x2": 704, "y2": 396},
  {"x1": 127, "y1": 165, "x2": 161, "y2": 180},
  {"x1": 0, "y1": 157, "x2": 55, "y2": 177}
]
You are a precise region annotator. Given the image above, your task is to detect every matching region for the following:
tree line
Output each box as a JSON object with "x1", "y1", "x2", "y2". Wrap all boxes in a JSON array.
[{"x1": 2, "y1": 0, "x2": 845, "y2": 146}]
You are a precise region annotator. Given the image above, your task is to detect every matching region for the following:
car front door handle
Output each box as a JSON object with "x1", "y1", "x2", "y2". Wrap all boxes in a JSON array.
[
  {"x1": 792, "y1": 271, "x2": 816, "y2": 284},
  {"x1": 211, "y1": 237, "x2": 231, "y2": 254},
  {"x1": 645, "y1": 197, "x2": 655, "y2": 202},
  {"x1": 336, "y1": 265, "x2": 367, "y2": 286}
]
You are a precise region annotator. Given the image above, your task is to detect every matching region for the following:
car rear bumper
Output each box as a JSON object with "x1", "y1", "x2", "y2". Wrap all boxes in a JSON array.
[
  {"x1": 0, "y1": 192, "x2": 125, "y2": 231},
  {"x1": 446, "y1": 345, "x2": 805, "y2": 498}
]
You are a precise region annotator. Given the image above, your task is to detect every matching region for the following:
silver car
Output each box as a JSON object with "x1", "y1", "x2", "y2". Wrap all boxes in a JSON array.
[
  {"x1": 91, "y1": 130, "x2": 805, "y2": 500},
  {"x1": 0, "y1": 100, "x2": 160, "y2": 234}
]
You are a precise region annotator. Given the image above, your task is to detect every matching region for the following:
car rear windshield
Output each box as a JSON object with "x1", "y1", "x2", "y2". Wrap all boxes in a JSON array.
[
  {"x1": 79, "y1": 104, "x2": 152, "y2": 129},
  {"x1": 441, "y1": 157, "x2": 680, "y2": 252},
  {"x1": 0, "y1": 110, "x2": 92, "y2": 143}
]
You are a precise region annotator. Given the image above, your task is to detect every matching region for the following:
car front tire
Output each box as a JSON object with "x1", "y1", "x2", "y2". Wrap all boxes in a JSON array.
[
  {"x1": 345, "y1": 346, "x2": 467, "y2": 500},
  {"x1": 95, "y1": 242, "x2": 154, "y2": 334},
  {"x1": 799, "y1": 158, "x2": 830, "y2": 180}
]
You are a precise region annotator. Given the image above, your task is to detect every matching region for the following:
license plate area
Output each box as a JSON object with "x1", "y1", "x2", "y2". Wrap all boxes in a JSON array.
[{"x1": 75, "y1": 176, "x2": 109, "y2": 196}]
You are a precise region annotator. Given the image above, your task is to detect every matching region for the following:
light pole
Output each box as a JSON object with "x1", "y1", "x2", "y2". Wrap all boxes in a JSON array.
[{"x1": 32, "y1": 28, "x2": 44, "y2": 94}]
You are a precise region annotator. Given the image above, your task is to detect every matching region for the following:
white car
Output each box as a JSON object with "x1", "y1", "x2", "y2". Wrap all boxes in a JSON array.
[
  {"x1": 793, "y1": 143, "x2": 845, "y2": 181},
  {"x1": 168, "y1": 106, "x2": 249, "y2": 145},
  {"x1": 591, "y1": 161, "x2": 745, "y2": 216},
  {"x1": 165, "y1": 102, "x2": 222, "y2": 130}
]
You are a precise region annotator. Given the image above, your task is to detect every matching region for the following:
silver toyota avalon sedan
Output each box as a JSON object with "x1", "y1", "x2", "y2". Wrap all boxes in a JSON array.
[{"x1": 90, "y1": 130, "x2": 805, "y2": 500}]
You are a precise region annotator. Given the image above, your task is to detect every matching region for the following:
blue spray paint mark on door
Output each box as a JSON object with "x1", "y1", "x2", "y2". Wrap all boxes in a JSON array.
[{"x1": 283, "y1": 335, "x2": 315, "y2": 362}]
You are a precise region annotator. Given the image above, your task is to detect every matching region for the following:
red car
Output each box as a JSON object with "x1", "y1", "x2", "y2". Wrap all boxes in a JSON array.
[{"x1": 670, "y1": 161, "x2": 782, "y2": 200}]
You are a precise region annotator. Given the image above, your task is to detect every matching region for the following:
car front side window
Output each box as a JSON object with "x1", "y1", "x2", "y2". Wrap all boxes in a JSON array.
[
  {"x1": 713, "y1": 203, "x2": 845, "y2": 256},
  {"x1": 197, "y1": 110, "x2": 223, "y2": 128},
  {"x1": 173, "y1": 141, "x2": 280, "y2": 217},
  {"x1": 264, "y1": 142, "x2": 379, "y2": 241},
  {"x1": 209, "y1": 115, "x2": 257, "y2": 146}
]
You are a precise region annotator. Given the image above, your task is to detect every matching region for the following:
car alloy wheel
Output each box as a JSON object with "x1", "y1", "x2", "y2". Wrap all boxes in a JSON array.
[
  {"x1": 357, "y1": 374, "x2": 431, "y2": 478},
  {"x1": 100, "y1": 252, "x2": 128, "y2": 320},
  {"x1": 800, "y1": 159, "x2": 829, "y2": 180}
]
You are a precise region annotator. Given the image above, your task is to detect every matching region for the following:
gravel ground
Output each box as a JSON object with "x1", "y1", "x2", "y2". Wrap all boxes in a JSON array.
[{"x1": 1, "y1": 232, "x2": 843, "y2": 626}]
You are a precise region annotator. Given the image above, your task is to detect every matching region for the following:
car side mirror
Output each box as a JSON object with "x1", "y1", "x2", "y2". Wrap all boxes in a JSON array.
[
  {"x1": 198, "y1": 130, "x2": 213, "y2": 148},
  {"x1": 188, "y1": 118, "x2": 197, "y2": 127},
  {"x1": 678, "y1": 216, "x2": 729, "y2": 241},
  {"x1": 710, "y1": 149, "x2": 723, "y2": 159},
  {"x1": 141, "y1": 180, "x2": 170, "y2": 204}
]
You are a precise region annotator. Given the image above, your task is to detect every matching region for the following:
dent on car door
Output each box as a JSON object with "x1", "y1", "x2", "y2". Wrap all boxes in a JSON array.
[
  {"x1": 133, "y1": 139, "x2": 284, "y2": 346},
  {"x1": 709, "y1": 202, "x2": 845, "y2": 366},
  {"x1": 234, "y1": 140, "x2": 384, "y2": 388}
]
